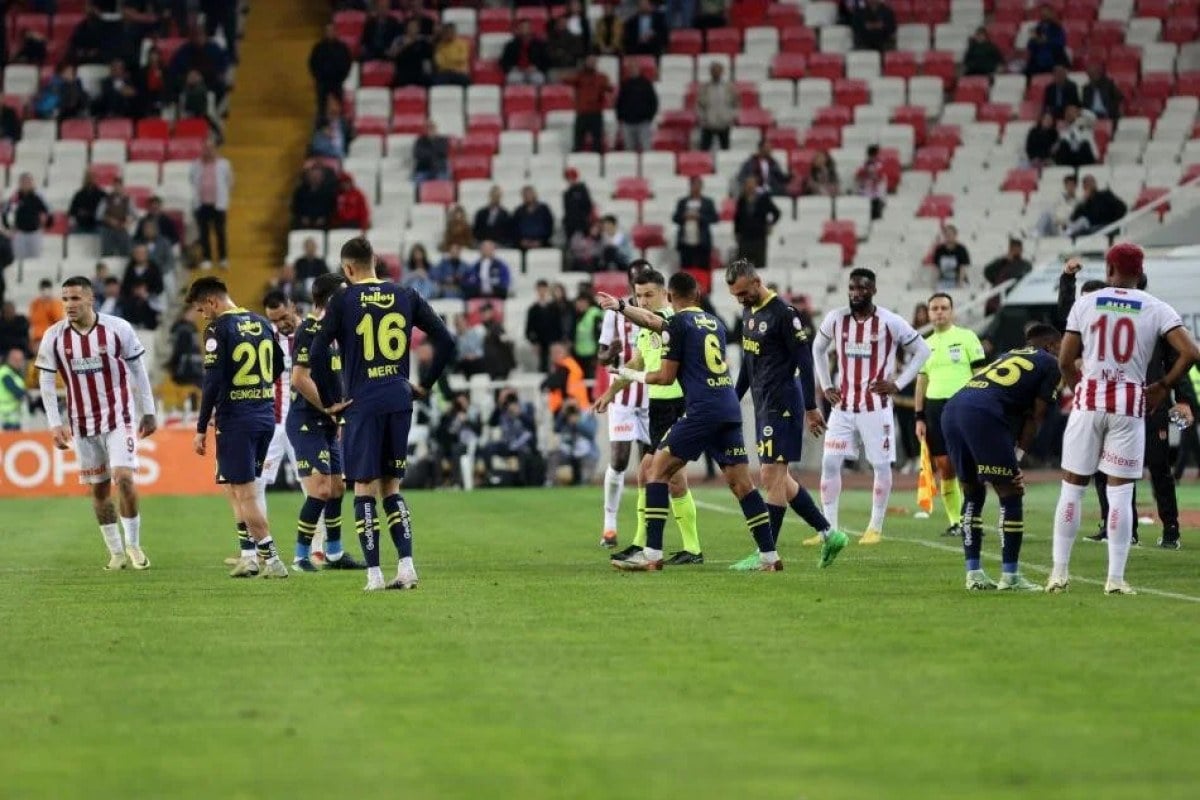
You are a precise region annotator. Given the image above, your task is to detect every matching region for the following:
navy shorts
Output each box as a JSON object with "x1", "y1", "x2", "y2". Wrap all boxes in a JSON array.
[
  {"x1": 661, "y1": 415, "x2": 748, "y2": 466},
  {"x1": 342, "y1": 410, "x2": 412, "y2": 483},
  {"x1": 286, "y1": 417, "x2": 343, "y2": 478},
  {"x1": 215, "y1": 426, "x2": 273, "y2": 485},
  {"x1": 941, "y1": 401, "x2": 1019, "y2": 484},
  {"x1": 755, "y1": 409, "x2": 805, "y2": 464}
]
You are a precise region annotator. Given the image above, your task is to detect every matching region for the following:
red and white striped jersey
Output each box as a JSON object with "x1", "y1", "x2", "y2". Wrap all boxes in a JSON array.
[
  {"x1": 817, "y1": 305, "x2": 921, "y2": 413},
  {"x1": 273, "y1": 329, "x2": 295, "y2": 424},
  {"x1": 599, "y1": 308, "x2": 648, "y2": 409},
  {"x1": 1066, "y1": 287, "x2": 1184, "y2": 417},
  {"x1": 35, "y1": 314, "x2": 146, "y2": 437}
]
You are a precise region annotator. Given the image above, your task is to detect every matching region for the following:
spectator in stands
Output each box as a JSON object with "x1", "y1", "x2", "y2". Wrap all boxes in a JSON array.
[
  {"x1": 525, "y1": 281, "x2": 565, "y2": 372},
  {"x1": 397, "y1": 0, "x2": 435, "y2": 36},
  {"x1": 562, "y1": 169, "x2": 595, "y2": 241},
  {"x1": 1034, "y1": 174, "x2": 1078, "y2": 236},
  {"x1": 482, "y1": 392, "x2": 539, "y2": 486},
  {"x1": 593, "y1": 6, "x2": 625, "y2": 55},
  {"x1": 92, "y1": 58, "x2": 141, "y2": 118},
  {"x1": 190, "y1": 140, "x2": 233, "y2": 268},
  {"x1": 480, "y1": 302, "x2": 517, "y2": 379},
  {"x1": 453, "y1": 313, "x2": 487, "y2": 378},
  {"x1": 930, "y1": 224, "x2": 971, "y2": 289},
  {"x1": 512, "y1": 186, "x2": 555, "y2": 250},
  {"x1": 733, "y1": 175, "x2": 781, "y2": 270},
  {"x1": 461, "y1": 240, "x2": 512, "y2": 300},
  {"x1": 69, "y1": 5, "x2": 109, "y2": 65},
  {"x1": 310, "y1": 118, "x2": 348, "y2": 159},
  {"x1": 0, "y1": 348, "x2": 26, "y2": 430},
  {"x1": 412, "y1": 120, "x2": 450, "y2": 188},
  {"x1": 855, "y1": 144, "x2": 888, "y2": 220},
  {"x1": 293, "y1": 237, "x2": 329, "y2": 290},
  {"x1": 805, "y1": 150, "x2": 841, "y2": 196},
  {"x1": 309, "y1": 23, "x2": 354, "y2": 110},
  {"x1": 0, "y1": 302, "x2": 31, "y2": 356},
  {"x1": 665, "y1": 0, "x2": 696, "y2": 28},
  {"x1": 179, "y1": 69, "x2": 221, "y2": 141},
  {"x1": 170, "y1": 26, "x2": 231, "y2": 103},
  {"x1": 267, "y1": 262, "x2": 307, "y2": 305},
  {"x1": 616, "y1": 61, "x2": 658, "y2": 153},
  {"x1": 202, "y1": 0, "x2": 240, "y2": 63},
  {"x1": 98, "y1": 178, "x2": 134, "y2": 258},
  {"x1": 567, "y1": 55, "x2": 612, "y2": 153},
  {"x1": 291, "y1": 165, "x2": 336, "y2": 231},
  {"x1": 673, "y1": 176, "x2": 719, "y2": 270},
  {"x1": 138, "y1": 47, "x2": 169, "y2": 117},
  {"x1": 13, "y1": 28, "x2": 48, "y2": 65},
  {"x1": 361, "y1": 0, "x2": 402, "y2": 61},
  {"x1": 1042, "y1": 65, "x2": 1080, "y2": 120},
  {"x1": 402, "y1": 257, "x2": 437, "y2": 299},
  {"x1": 134, "y1": 218, "x2": 176, "y2": 275},
  {"x1": 332, "y1": 173, "x2": 371, "y2": 230},
  {"x1": 694, "y1": 0, "x2": 729, "y2": 29},
  {"x1": 737, "y1": 141, "x2": 790, "y2": 195},
  {"x1": 852, "y1": 0, "x2": 897, "y2": 53},
  {"x1": 696, "y1": 61, "x2": 738, "y2": 151},
  {"x1": 432, "y1": 244, "x2": 468, "y2": 298},
  {"x1": 562, "y1": 0, "x2": 592, "y2": 48},
  {"x1": 28, "y1": 279, "x2": 64, "y2": 350},
  {"x1": 1082, "y1": 63, "x2": 1123, "y2": 123},
  {"x1": 393, "y1": 19, "x2": 433, "y2": 87},
  {"x1": 473, "y1": 186, "x2": 514, "y2": 247},
  {"x1": 3, "y1": 174, "x2": 49, "y2": 260},
  {"x1": 69, "y1": 170, "x2": 108, "y2": 234},
  {"x1": 0, "y1": 233, "x2": 11, "y2": 306},
  {"x1": 167, "y1": 305, "x2": 205, "y2": 391},
  {"x1": 569, "y1": 220, "x2": 604, "y2": 271},
  {"x1": 547, "y1": 398, "x2": 599, "y2": 486},
  {"x1": 34, "y1": 64, "x2": 89, "y2": 120},
  {"x1": 572, "y1": 293, "x2": 604, "y2": 378},
  {"x1": 121, "y1": 244, "x2": 166, "y2": 302},
  {"x1": 123, "y1": 280, "x2": 160, "y2": 330},
  {"x1": 623, "y1": 0, "x2": 669, "y2": 57},
  {"x1": 139, "y1": 195, "x2": 180, "y2": 245},
  {"x1": 440, "y1": 204, "x2": 475, "y2": 251},
  {"x1": 1025, "y1": 4, "x2": 1068, "y2": 77},
  {"x1": 98, "y1": 277, "x2": 125, "y2": 317},
  {"x1": 1024, "y1": 112, "x2": 1060, "y2": 167},
  {"x1": 983, "y1": 237, "x2": 1032, "y2": 314},
  {"x1": 551, "y1": 282, "x2": 575, "y2": 341},
  {"x1": 0, "y1": 103, "x2": 21, "y2": 142},
  {"x1": 546, "y1": 17, "x2": 586, "y2": 79},
  {"x1": 431, "y1": 23, "x2": 470, "y2": 86},
  {"x1": 837, "y1": 0, "x2": 868, "y2": 26},
  {"x1": 433, "y1": 391, "x2": 482, "y2": 487},
  {"x1": 962, "y1": 26, "x2": 1004, "y2": 77},
  {"x1": 406, "y1": 242, "x2": 432, "y2": 277},
  {"x1": 1065, "y1": 175, "x2": 1127, "y2": 237},
  {"x1": 1052, "y1": 106, "x2": 1097, "y2": 168},
  {"x1": 600, "y1": 215, "x2": 633, "y2": 270},
  {"x1": 501, "y1": 19, "x2": 550, "y2": 86}
]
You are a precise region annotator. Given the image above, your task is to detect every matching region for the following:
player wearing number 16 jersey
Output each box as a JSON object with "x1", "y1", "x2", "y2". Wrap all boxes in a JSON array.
[
  {"x1": 306, "y1": 237, "x2": 456, "y2": 592},
  {"x1": 1050, "y1": 244, "x2": 1200, "y2": 595}
]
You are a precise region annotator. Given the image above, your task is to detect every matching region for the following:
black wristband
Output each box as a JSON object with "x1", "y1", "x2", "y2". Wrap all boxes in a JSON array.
[
  {"x1": 915, "y1": 410, "x2": 926, "y2": 421},
  {"x1": 617, "y1": 299, "x2": 626, "y2": 313}
]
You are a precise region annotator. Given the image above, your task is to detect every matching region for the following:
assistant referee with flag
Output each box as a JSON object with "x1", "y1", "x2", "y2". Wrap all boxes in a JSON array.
[{"x1": 914, "y1": 293, "x2": 988, "y2": 536}]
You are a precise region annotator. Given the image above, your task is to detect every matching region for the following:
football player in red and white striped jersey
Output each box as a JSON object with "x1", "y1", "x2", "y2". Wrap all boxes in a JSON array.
[
  {"x1": 812, "y1": 268, "x2": 930, "y2": 544},
  {"x1": 1049, "y1": 244, "x2": 1199, "y2": 594},
  {"x1": 36, "y1": 276, "x2": 158, "y2": 570}
]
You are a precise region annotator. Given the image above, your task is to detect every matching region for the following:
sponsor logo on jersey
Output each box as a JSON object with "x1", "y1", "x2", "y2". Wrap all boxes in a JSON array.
[
  {"x1": 844, "y1": 342, "x2": 874, "y2": 358},
  {"x1": 69, "y1": 356, "x2": 104, "y2": 374},
  {"x1": 758, "y1": 321, "x2": 767, "y2": 333},
  {"x1": 692, "y1": 314, "x2": 719, "y2": 332},
  {"x1": 761, "y1": 425, "x2": 774, "y2": 437},
  {"x1": 1096, "y1": 297, "x2": 1143, "y2": 314},
  {"x1": 360, "y1": 289, "x2": 395, "y2": 309},
  {"x1": 236, "y1": 319, "x2": 264, "y2": 336}
]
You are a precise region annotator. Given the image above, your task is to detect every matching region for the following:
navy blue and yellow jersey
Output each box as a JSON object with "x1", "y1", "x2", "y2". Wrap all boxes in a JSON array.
[
  {"x1": 664, "y1": 307, "x2": 741, "y2": 423},
  {"x1": 736, "y1": 292, "x2": 816, "y2": 417},
  {"x1": 197, "y1": 308, "x2": 284, "y2": 434},
  {"x1": 314, "y1": 279, "x2": 454, "y2": 416},
  {"x1": 289, "y1": 313, "x2": 344, "y2": 429},
  {"x1": 952, "y1": 347, "x2": 1061, "y2": 418}
]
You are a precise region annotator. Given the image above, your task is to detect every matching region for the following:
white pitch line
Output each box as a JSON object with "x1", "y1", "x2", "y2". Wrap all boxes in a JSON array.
[{"x1": 692, "y1": 499, "x2": 1200, "y2": 604}]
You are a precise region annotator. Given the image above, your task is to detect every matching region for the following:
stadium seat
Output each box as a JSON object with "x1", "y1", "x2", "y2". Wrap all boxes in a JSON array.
[
  {"x1": 59, "y1": 119, "x2": 94, "y2": 142},
  {"x1": 614, "y1": 177, "x2": 652, "y2": 201},
  {"x1": 96, "y1": 118, "x2": 134, "y2": 141},
  {"x1": 360, "y1": 60, "x2": 394, "y2": 88},
  {"x1": 771, "y1": 53, "x2": 808, "y2": 80},
  {"x1": 166, "y1": 139, "x2": 204, "y2": 160},
  {"x1": 706, "y1": 27, "x2": 743, "y2": 55},
  {"x1": 780, "y1": 26, "x2": 818, "y2": 55},
  {"x1": 631, "y1": 224, "x2": 666, "y2": 249},
  {"x1": 820, "y1": 220, "x2": 857, "y2": 265},
  {"x1": 173, "y1": 118, "x2": 210, "y2": 140},
  {"x1": 676, "y1": 151, "x2": 714, "y2": 177},
  {"x1": 136, "y1": 118, "x2": 170, "y2": 140}
]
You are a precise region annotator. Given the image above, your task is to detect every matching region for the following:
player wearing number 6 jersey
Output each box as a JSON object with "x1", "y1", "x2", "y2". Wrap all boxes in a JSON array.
[
  {"x1": 1050, "y1": 244, "x2": 1200, "y2": 595},
  {"x1": 306, "y1": 236, "x2": 456, "y2": 592}
]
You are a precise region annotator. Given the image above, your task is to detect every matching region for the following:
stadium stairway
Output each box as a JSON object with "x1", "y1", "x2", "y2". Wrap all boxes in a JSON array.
[{"x1": 221, "y1": 1, "x2": 326, "y2": 306}]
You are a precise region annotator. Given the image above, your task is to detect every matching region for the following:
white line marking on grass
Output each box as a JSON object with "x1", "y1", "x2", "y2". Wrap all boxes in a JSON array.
[{"x1": 692, "y1": 500, "x2": 1200, "y2": 604}]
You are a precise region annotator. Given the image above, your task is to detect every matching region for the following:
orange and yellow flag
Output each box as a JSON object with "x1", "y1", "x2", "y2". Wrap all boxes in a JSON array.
[{"x1": 917, "y1": 438, "x2": 936, "y2": 514}]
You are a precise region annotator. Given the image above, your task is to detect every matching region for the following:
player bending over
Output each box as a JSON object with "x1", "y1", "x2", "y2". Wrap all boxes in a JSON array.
[
  {"x1": 307, "y1": 237, "x2": 456, "y2": 591},
  {"x1": 37, "y1": 276, "x2": 157, "y2": 570},
  {"x1": 812, "y1": 268, "x2": 931, "y2": 544},
  {"x1": 598, "y1": 272, "x2": 781, "y2": 572},
  {"x1": 941, "y1": 323, "x2": 1062, "y2": 591},
  {"x1": 1049, "y1": 244, "x2": 1199, "y2": 595},
  {"x1": 724, "y1": 259, "x2": 848, "y2": 569},
  {"x1": 287, "y1": 273, "x2": 364, "y2": 572},
  {"x1": 595, "y1": 266, "x2": 702, "y2": 566}
]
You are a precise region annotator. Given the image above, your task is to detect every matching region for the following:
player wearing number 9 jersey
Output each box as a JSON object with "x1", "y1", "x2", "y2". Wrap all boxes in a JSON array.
[
  {"x1": 310, "y1": 236, "x2": 456, "y2": 592},
  {"x1": 1050, "y1": 244, "x2": 1200, "y2": 595}
]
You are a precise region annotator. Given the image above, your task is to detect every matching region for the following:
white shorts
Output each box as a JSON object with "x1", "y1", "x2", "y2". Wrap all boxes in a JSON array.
[
  {"x1": 76, "y1": 423, "x2": 139, "y2": 485},
  {"x1": 1060, "y1": 409, "x2": 1145, "y2": 480},
  {"x1": 608, "y1": 404, "x2": 651, "y2": 444},
  {"x1": 823, "y1": 407, "x2": 895, "y2": 465},
  {"x1": 260, "y1": 424, "x2": 298, "y2": 483}
]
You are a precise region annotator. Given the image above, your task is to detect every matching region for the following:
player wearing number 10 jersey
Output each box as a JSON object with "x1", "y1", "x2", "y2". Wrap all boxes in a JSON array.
[
  {"x1": 1050, "y1": 244, "x2": 1200, "y2": 595},
  {"x1": 307, "y1": 236, "x2": 456, "y2": 592}
]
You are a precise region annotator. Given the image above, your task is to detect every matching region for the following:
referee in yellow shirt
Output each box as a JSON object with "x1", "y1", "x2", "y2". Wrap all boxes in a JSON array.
[{"x1": 914, "y1": 293, "x2": 988, "y2": 536}]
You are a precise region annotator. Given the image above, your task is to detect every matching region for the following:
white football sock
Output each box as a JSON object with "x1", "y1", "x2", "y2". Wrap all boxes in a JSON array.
[
  {"x1": 120, "y1": 515, "x2": 140, "y2": 548},
  {"x1": 1052, "y1": 481, "x2": 1086, "y2": 573},
  {"x1": 820, "y1": 453, "x2": 843, "y2": 531},
  {"x1": 869, "y1": 463, "x2": 893, "y2": 532},
  {"x1": 367, "y1": 566, "x2": 384, "y2": 585},
  {"x1": 99, "y1": 523, "x2": 123, "y2": 555},
  {"x1": 643, "y1": 547, "x2": 663, "y2": 562},
  {"x1": 1105, "y1": 482, "x2": 1135, "y2": 583},
  {"x1": 603, "y1": 467, "x2": 625, "y2": 531},
  {"x1": 254, "y1": 478, "x2": 268, "y2": 519},
  {"x1": 398, "y1": 556, "x2": 416, "y2": 577}
]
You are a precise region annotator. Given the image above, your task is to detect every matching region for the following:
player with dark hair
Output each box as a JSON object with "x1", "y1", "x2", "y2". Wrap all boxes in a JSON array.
[
  {"x1": 597, "y1": 271, "x2": 781, "y2": 572},
  {"x1": 941, "y1": 323, "x2": 1063, "y2": 591},
  {"x1": 302, "y1": 236, "x2": 456, "y2": 591},
  {"x1": 187, "y1": 276, "x2": 289, "y2": 578},
  {"x1": 724, "y1": 259, "x2": 848, "y2": 569}
]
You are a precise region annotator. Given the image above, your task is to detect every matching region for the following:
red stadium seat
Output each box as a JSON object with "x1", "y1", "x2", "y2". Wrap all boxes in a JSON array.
[
  {"x1": 1139, "y1": 72, "x2": 1174, "y2": 102},
  {"x1": 1001, "y1": 168, "x2": 1039, "y2": 198},
  {"x1": 771, "y1": 53, "x2": 808, "y2": 80},
  {"x1": 506, "y1": 112, "x2": 543, "y2": 132},
  {"x1": 883, "y1": 51, "x2": 919, "y2": 79},
  {"x1": 631, "y1": 224, "x2": 666, "y2": 249},
  {"x1": 953, "y1": 76, "x2": 990, "y2": 106},
  {"x1": 451, "y1": 155, "x2": 492, "y2": 180},
  {"x1": 719, "y1": 196, "x2": 736, "y2": 221},
  {"x1": 128, "y1": 138, "x2": 166, "y2": 162},
  {"x1": 136, "y1": 118, "x2": 170, "y2": 140},
  {"x1": 614, "y1": 177, "x2": 652, "y2": 201},
  {"x1": 1181, "y1": 164, "x2": 1200, "y2": 185},
  {"x1": 807, "y1": 53, "x2": 845, "y2": 81},
  {"x1": 166, "y1": 139, "x2": 204, "y2": 160},
  {"x1": 1176, "y1": 72, "x2": 1200, "y2": 98},
  {"x1": 540, "y1": 84, "x2": 574, "y2": 113},
  {"x1": 779, "y1": 26, "x2": 817, "y2": 55},
  {"x1": 391, "y1": 87, "x2": 427, "y2": 116},
  {"x1": 814, "y1": 105, "x2": 853, "y2": 127},
  {"x1": 503, "y1": 85, "x2": 537, "y2": 115},
  {"x1": 737, "y1": 107, "x2": 774, "y2": 129},
  {"x1": 418, "y1": 180, "x2": 455, "y2": 205},
  {"x1": 833, "y1": 79, "x2": 870, "y2": 108},
  {"x1": 1135, "y1": 0, "x2": 1171, "y2": 18},
  {"x1": 918, "y1": 194, "x2": 955, "y2": 219},
  {"x1": 927, "y1": 124, "x2": 961, "y2": 149},
  {"x1": 623, "y1": 55, "x2": 658, "y2": 81},
  {"x1": 734, "y1": 81, "x2": 760, "y2": 109},
  {"x1": 90, "y1": 163, "x2": 122, "y2": 187},
  {"x1": 705, "y1": 27, "x2": 743, "y2": 55},
  {"x1": 1125, "y1": 96, "x2": 1164, "y2": 121},
  {"x1": 96, "y1": 118, "x2": 133, "y2": 141},
  {"x1": 766, "y1": 127, "x2": 800, "y2": 151},
  {"x1": 913, "y1": 145, "x2": 951, "y2": 173},
  {"x1": 173, "y1": 118, "x2": 210, "y2": 140},
  {"x1": 59, "y1": 118, "x2": 94, "y2": 141},
  {"x1": 355, "y1": 116, "x2": 388, "y2": 135},
  {"x1": 0, "y1": 141, "x2": 13, "y2": 166},
  {"x1": 360, "y1": 60, "x2": 394, "y2": 88},
  {"x1": 459, "y1": 131, "x2": 499, "y2": 156},
  {"x1": 592, "y1": 272, "x2": 630, "y2": 297},
  {"x1": 1164, "y1": 18, "x2": 1199, "y2": 45},
  {"x1": 877, "y1": 148, "x2": 903, "y2": 191},
  {"x1": 651, "y1": 128, "x2": 689, "y2": 151},
  {"x1": 332, "y1": 10, "x2": 366, "y2": 39},
  {"x1": 766, "y1": 3, "x2": 804, "y2": 28},
  {"x1": 471, "y1": 59, "x2": 504, "y2": 86},
  {"x1": 478, "y1": 7, "x2": 511, "y2": 34},
  {"x1": 468, "y1": 114, "x2": 503, "y2": 135},
  {"x1": 676, "y1": 151, "x2": 714, "y2": 177},
  {"x1": 659, "y1": 109, "x2": 698, "y2": 131},
  {"x1": 1135, "y1": 187, "x2": 1171, "y2": 220},
  {"x1": 820, "y1": 221, "x2": 857, "y2": 265},
  {"x1": 891, "y1": 106, "x2": 928, "y2": 145},
  {"x1": 804, "y1": 125, "x2": 841, "y2": 150},
  {"x1": 46, "y1": 211, "x2": 69, "y2": 235},
  {"x1": 669, "y1": 28, "x2": 703, "y2": 55},
  {"x1": 788, "y1": 148, "x2": 816, "y2": 178},
  {"x1": 977, "y1": 103, "x2": 1011, "y2": 127}
]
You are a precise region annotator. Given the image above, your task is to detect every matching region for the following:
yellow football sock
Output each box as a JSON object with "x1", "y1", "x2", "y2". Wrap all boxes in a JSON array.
[
  {"x1": 633, "y1": 487, "x2": 647, "y2": 548},
  {"x1": 671, "y1": 491, "x2": 701, "y2": 554},
  {"x1": 941, "y1": 477, "x2": 963, "y2": 526}
]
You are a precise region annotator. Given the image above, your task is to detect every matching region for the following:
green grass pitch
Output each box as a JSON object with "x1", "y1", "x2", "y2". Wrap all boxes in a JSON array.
[{"x1": 2, "y1": 482, "x2": 1200, "y2": 799}]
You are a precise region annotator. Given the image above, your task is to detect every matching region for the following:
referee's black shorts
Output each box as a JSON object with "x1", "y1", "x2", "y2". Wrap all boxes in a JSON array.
[
  {"x1": 925, "y1": 398, "x2": 950, "y2": 458},
  {"x1": 648, "y1": 397, "x2": 687, "y2": 450}
]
